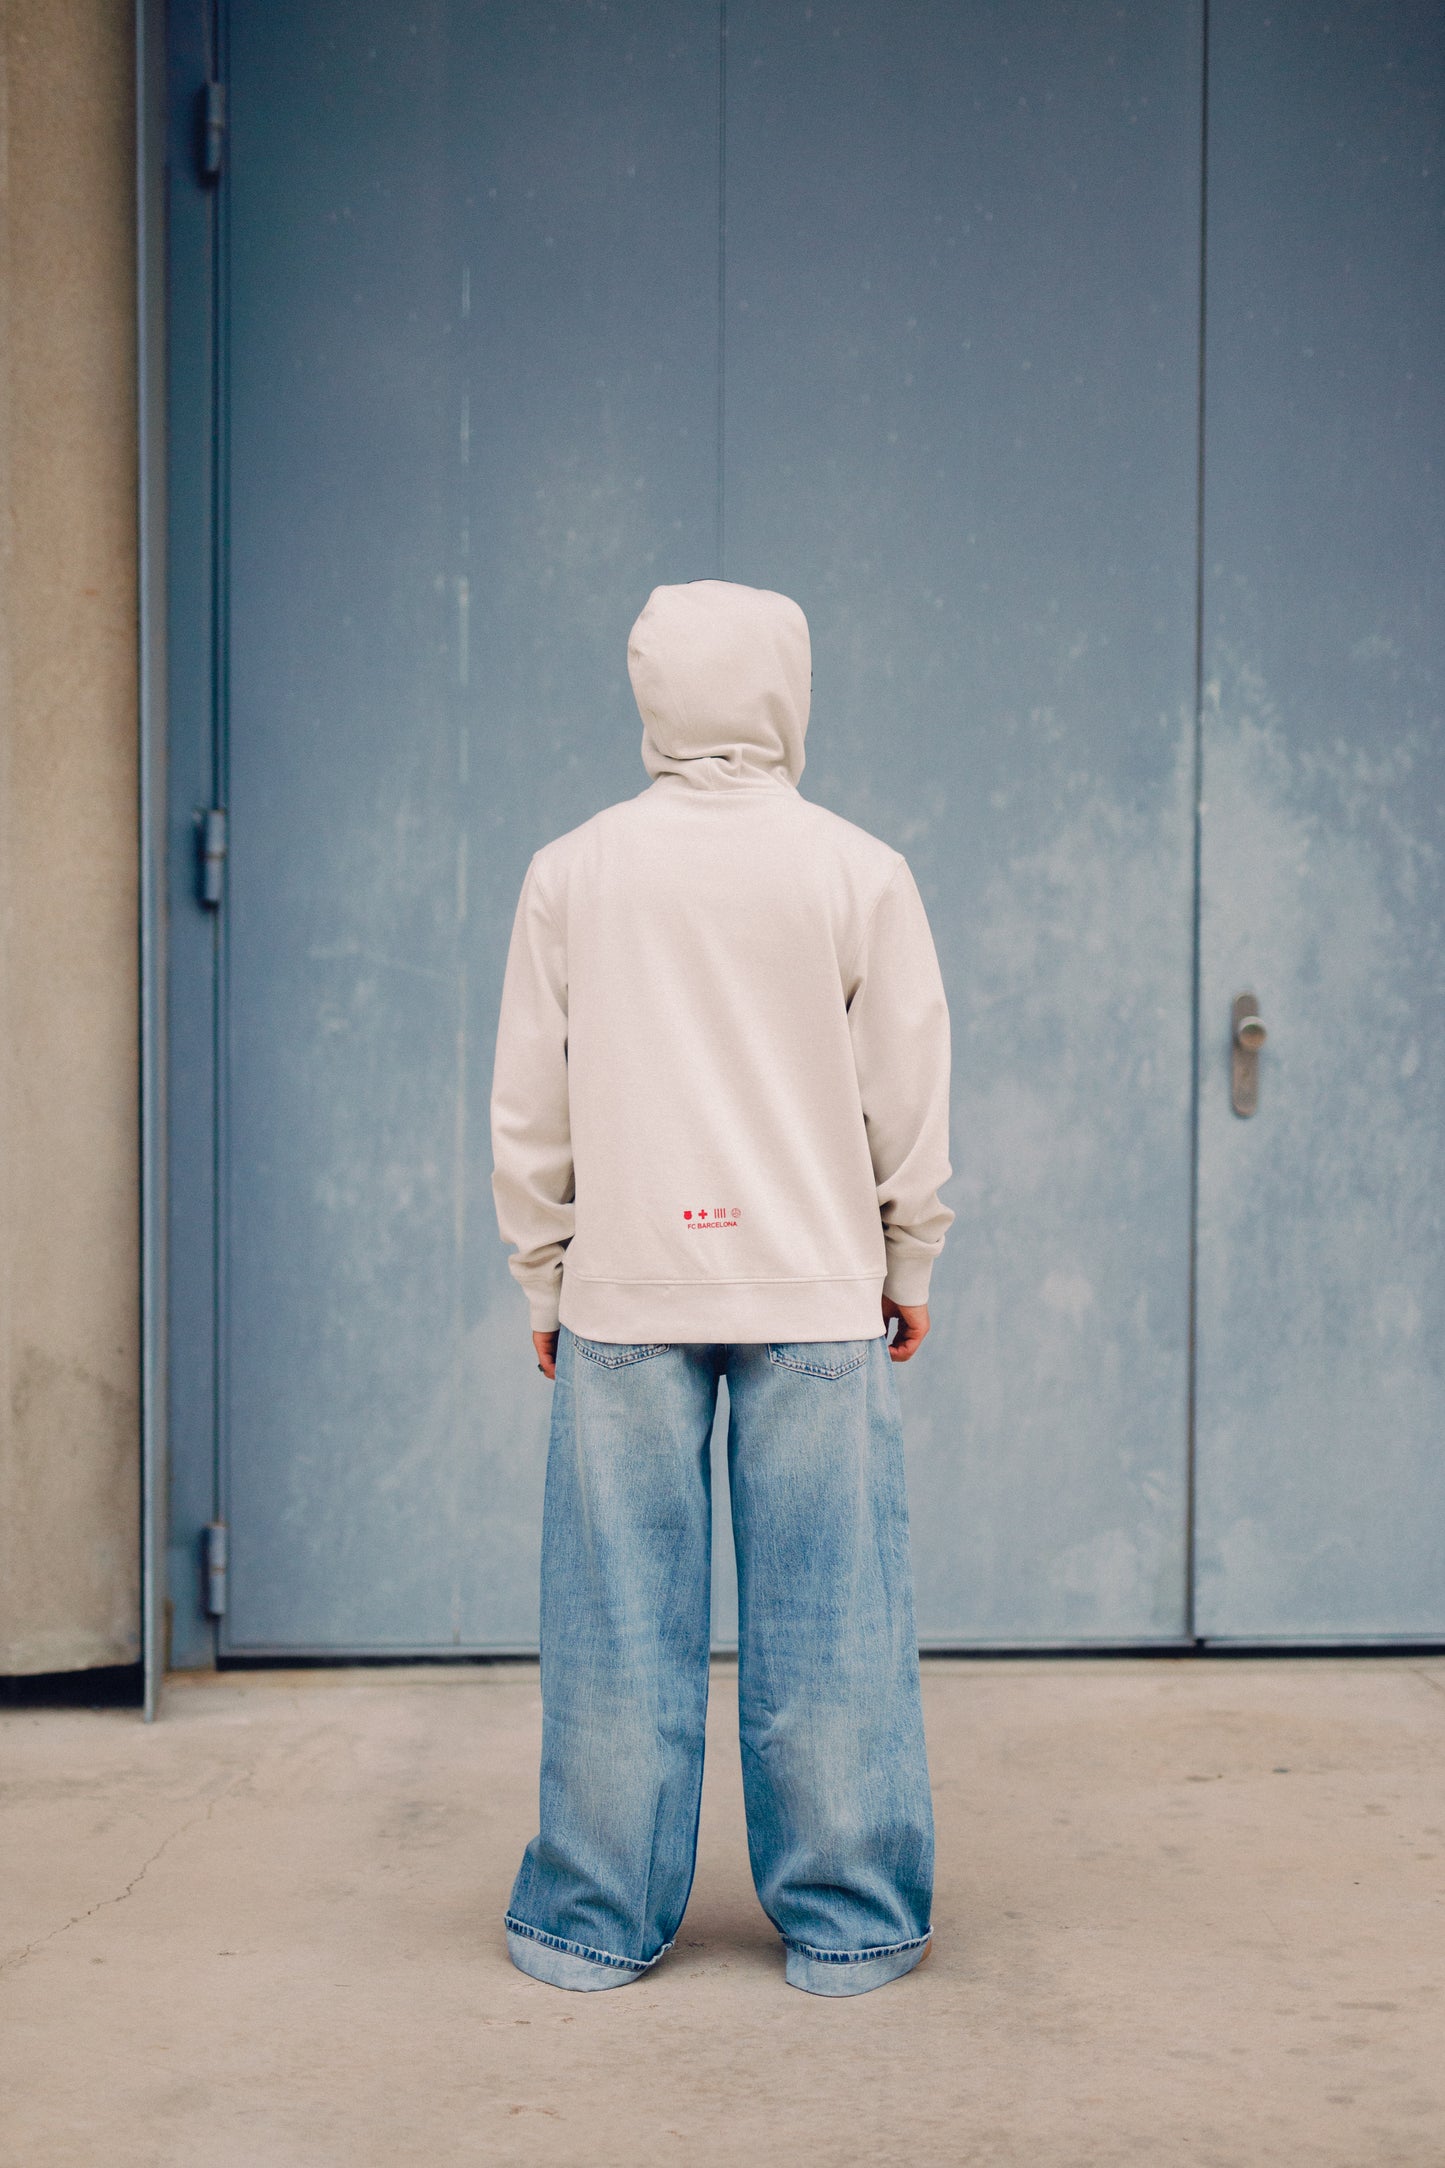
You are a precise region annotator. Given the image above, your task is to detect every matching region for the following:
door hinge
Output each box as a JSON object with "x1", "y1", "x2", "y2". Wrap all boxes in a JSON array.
[
  {"x1": 199, "y1": 79, "x2": 226, "y2": 182},
  {"x1": 203, "y1": 1521, "x2": 229, "y2": 1618},
  {"x1": 199, "y1": 807, "x2": 228, "y2": 907}
]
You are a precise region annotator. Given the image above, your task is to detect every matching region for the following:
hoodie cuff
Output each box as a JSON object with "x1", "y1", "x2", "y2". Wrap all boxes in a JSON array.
[
  {"x1": 882, "y1": 1257, "x2": 935, "y2": 1309},
  {"x1": 527, "y1": 1288, "x2": 562, "y2": 1334}
]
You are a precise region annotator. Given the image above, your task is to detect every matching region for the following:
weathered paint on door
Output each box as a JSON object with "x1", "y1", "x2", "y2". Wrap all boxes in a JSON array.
[{"x1": 1194, "y1": 3, "x2": 1445, "y2": 1639}]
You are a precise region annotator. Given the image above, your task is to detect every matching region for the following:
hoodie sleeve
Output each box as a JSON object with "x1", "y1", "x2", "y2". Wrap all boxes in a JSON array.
[
  {"x1": 847, "y1": 856, "x2": 956, "y2": 1307},
  {"x1": 489, "y1": 854, "x2": 574, "y2": 1332}
]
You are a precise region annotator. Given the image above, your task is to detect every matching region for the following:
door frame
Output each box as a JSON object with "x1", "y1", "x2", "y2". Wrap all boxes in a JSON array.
[
  {"x1": 137, "y1": 0, "x2": 170, "y2": 1716},
  {"x1": 142, "y1": 0, "x2": 1443, "y2": 1682},
  {"x1": 141, "y1": 0, "x2": 231, "y2": 1690}
]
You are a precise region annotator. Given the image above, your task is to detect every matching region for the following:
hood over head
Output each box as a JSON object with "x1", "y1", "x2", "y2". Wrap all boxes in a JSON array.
[{"x1": 629, "y1": 579, "x2": 810, "y2": 791}]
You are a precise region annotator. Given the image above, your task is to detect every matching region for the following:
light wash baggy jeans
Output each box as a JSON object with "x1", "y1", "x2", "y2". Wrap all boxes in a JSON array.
[{"x1": 504, "y1": 1325, "x2": 935, "y2": 1998}]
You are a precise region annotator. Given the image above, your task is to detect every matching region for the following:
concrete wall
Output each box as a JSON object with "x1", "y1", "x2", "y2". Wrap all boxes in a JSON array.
[{"x1": 0, "y1": 0, "x2": 140, "y2": 1672}]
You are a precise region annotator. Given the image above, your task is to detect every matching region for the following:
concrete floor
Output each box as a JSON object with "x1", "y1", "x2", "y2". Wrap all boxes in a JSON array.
[{"x1": 2, "y1": 1659, "x2": 1443, "y2": 2167}]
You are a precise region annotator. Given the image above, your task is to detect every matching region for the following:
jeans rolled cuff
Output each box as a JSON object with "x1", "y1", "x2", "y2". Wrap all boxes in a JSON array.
[
  {"x1": 504, "y1": 1915, "x2": 672, "y2": 1993},
  {"x1": 783, "y1": 1930, "x2": 932, "y2": 1998}
]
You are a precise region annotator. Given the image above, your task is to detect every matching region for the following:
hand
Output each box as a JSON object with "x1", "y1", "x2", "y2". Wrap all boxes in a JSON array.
[
  {"x1": 882, "y1": 1296, "x2": 930, "y2": 1362},
  {"x1": 533, "y1": 1329, "x2": 559, "y2": 1380}
]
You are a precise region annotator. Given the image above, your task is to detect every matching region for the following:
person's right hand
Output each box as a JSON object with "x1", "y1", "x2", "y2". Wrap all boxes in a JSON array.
[{"x1": 882, "y1": 1297, "x2": 930, "y2": 1361}]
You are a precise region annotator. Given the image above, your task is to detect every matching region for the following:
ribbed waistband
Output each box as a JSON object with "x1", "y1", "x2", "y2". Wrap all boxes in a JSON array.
[{"x1": 557, "y1": 1274, "x2": 887, "y2": 1345}]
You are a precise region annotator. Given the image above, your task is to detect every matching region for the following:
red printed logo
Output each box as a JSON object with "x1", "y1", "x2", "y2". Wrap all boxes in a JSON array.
[{"x1": 683, "y1": 1206, "x2": 742, "y2": 1230}]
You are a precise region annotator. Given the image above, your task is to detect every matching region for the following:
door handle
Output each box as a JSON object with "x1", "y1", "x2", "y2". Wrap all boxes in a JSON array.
[{"x1": 1231, "y1": 994, "x2": 1267, "y2": 1117}]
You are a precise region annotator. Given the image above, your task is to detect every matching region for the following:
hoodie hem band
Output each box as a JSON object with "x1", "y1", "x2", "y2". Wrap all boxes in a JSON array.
[{"x1": 557, "y1": 1275, "x2": 888, "y2": 1344}]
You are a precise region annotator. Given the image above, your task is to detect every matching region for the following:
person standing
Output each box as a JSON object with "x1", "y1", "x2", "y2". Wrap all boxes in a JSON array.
[{"x1": 489, "y1": 578, "x2": 954, "y2": 1996}]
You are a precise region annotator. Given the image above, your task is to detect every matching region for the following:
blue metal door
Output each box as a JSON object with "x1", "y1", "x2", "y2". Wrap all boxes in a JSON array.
[
  {"x1": 211, "y1": 1, "x2": 721, "y2": 1651},
  {"x1": 720, "y1": 3, "x2": 1203, "y2": 1643},
  {"x1": 1193, "y1": 4, "x2": 1445, "y2": 1639},
  {"x1": 164, "y1": 1, "x2": 1439, "y2": 1657}
]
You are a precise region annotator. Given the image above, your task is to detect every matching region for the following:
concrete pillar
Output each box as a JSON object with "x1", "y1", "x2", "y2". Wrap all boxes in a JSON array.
[{"x1": 0, "y1": 0, "x2": 140, "y2": 1672}]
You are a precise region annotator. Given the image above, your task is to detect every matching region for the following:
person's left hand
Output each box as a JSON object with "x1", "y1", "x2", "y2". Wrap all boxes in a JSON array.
[{"x1": 534, "y1": 1330, "x2": 559, "y2": 1380}]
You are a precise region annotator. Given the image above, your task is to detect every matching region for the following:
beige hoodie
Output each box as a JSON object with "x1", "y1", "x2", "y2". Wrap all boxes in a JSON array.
[{"x1": 489, "y1": 579, "x2": 955, "y2": 1343}]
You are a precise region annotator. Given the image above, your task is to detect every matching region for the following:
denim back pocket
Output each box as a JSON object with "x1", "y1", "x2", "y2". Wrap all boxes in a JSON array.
[
  {"x1": 572, "y1": 1336, "x2": 672, "y2": 1370},
  {"x1": 767, "y1": 1340, "x2": 870, "y2": 1380}
]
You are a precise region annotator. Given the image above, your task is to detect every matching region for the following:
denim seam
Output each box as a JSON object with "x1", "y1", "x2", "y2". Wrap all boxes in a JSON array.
[
  {"x1": 641, "y1": 1666, "x2": 711, "y2": 1972},
  {"x1": 572, "y1": 1341, "x2": 672, "y2": 1369},
  {"x1": 504, "y1": 1914, "x2": 673, "y2": 1975},
  {"x1": 786, "y1": 1936, "x2": 931, "y2": 1966},
  {"x1": 767, "y1": 1346, "x2": 867, "y2": 1380}
]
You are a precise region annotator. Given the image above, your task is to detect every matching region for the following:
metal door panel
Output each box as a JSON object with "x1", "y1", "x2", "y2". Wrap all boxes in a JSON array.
[
  {"x1": 1195, "y1": 4, "x2": 1445, "y2": 1637},
  {"x1": 222, "y1": 0, "x2": 721, "y2": 1649},
  {"x1": 724, "y1": 2, "x2": 1204, "y2": 1641}
]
